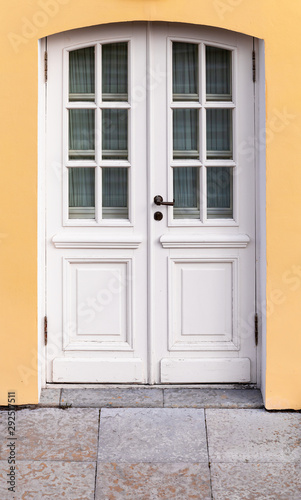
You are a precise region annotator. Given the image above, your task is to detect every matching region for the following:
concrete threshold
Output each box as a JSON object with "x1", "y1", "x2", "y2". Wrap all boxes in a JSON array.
[{"x1": 36, "y1": 386, "x2": 264, "y2": 409}]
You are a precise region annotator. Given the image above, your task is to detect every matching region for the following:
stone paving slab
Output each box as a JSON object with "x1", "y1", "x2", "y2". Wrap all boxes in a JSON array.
[
  {"x1": 61, "y1": 388, "x2": 164, "y2": 407},
  {"x1": 98, "y1": 408, "x2": 208, "y2": 463},
  {"x1": 0, "y1": 408, "x2": 99, "y2": 462},
  {"x1": 210, "y1": 462, "x2": 301, "y2": 500},
  {"x1": 39, "y1": 388, "x2": 61, "y2": 407},
  {"x1": 96, "y1": 462, "x2": 211, "y2": 499},
  {"x1": 206, "y1": 409, "x2": 301, "y2": 463},
  {"x1": 163, "y1": 388, "x2": 263, "y2": 408},
  {"x1": 0, "y1": 460, "x2": 95, "y2": 500}
]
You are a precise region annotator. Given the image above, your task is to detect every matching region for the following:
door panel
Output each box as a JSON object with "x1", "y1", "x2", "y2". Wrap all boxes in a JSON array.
[{"x1": 46, "y1": 22, "x2": 256, "y2": 384}]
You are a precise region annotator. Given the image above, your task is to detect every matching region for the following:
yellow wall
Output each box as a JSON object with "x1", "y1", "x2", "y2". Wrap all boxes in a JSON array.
[{"x1": 1, "y1": 0, "x2": 301, "y2": 408}]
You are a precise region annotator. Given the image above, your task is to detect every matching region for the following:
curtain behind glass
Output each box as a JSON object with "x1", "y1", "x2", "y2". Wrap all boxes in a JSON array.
[
  {"x1": 207, "y1": 167, "x2": 232, "y2": 218},
  {"x1": 173, "y1": 42, "x2": 198, "y2": 100},
  {"x1": 69, "y1": 109, "x2": 95, "y2": 160},
  {"x1": 69, "y1": 47, "x2": 95, "y2": 101},
  {"x1": 173, "y1": 109, "x2": 198, "y2": 158},
  {"x1": 102, "y1": 109, "x2": 128, "y2": 159},
  {"x1": 69, "y1": 168, "x2": 95, "y2": 219},
  {"x1": 206, "y1": 109, "x2": 232, "y2": 159},
  {"x1": 102, "y1": 43, "x2": 128, "y2": 101},
  {"x1": 102, "y1": 168, "x2": 128, "y2": 219},
  {"x1": 173, "y1": 167, "x2": 199, "y2": 219},
  {"x1": 206, "y1": 46, "x2": 231, "y2": 101}
]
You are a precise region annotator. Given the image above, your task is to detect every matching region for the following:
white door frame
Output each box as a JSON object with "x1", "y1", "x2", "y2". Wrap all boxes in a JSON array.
[{"x1": 37, "y1": 27, "x2": 266, "y2": 392}]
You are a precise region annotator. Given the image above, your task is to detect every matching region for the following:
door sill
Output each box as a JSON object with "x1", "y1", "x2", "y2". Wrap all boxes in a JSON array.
[
  {"x1": 38, "y1": 384, "x2": 263, "y2": 409},
  {"x1": 45, "y1": 383, "x2": 258, "y2": 389}
]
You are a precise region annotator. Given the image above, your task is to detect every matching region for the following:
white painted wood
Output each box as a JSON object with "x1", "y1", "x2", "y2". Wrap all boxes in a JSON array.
[
  {"x1": 38, "y1": 37, "x2": 47, "y2": 395},
  {"x1": 62, "y1": 258, "x2": 133, "y2": 351},
  {"x1": 53, "y1": 358, "x2": 145, "y2": 383},
  {"x1": 256, "y1": 38, "x2": 266, "y2": 394},
  {"x1": 52, "y1": 233, "x2": 142, "y2": 248},
  {"x1": 160, "y1": 234, "x2": 250, "y2": 248},
  {"x1": 169, "y1": 258, "x2": 238, "y2": 351},
  {"x1": 151, "y1": 23, "x2": 256, "y2": 383},
  {"x1": 46, "y1": 22, "x2": 257, "y2": 385},
  {"x1": 46, "y1": 23, "x2": 148, "y2": 382},
  {"x1": 160, "y1": 358, "x2": 251, "y2": 383}
]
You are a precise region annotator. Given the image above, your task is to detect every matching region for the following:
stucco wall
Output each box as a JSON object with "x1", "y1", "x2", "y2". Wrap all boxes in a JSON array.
[{"x1": 1, "y1": 0, "x2": 301, "y2": 408}]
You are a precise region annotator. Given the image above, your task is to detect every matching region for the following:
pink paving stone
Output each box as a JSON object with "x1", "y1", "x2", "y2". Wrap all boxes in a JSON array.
[
  {"x1": 96, "y1": 462, "x2": 211, "y2": 499},
  {"x1": 0, "y1": 408, "x2": 99, "y2": 461},
  {"x1": 0, "y1": 460, "x2": 95, "y2": 500}
]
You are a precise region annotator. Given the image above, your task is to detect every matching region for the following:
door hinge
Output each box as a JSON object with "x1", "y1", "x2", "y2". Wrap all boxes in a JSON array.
[
  {"x1": 44, "y1": 316, "x2": 48, "y2": 346},
  {"x1": 252, "y1": 49, "x2": 256, "y2": 83},
  {"x1": 44, "y1": 51, "x2": 48, "y2": 83},
  {"x1": 254, "y1": 313, "x2": 258, "y2": 346}
]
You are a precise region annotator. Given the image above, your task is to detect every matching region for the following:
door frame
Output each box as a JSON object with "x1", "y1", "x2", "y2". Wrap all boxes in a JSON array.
[{"x1": 37, "y1": 27, "x2": 266, "y2": 392}]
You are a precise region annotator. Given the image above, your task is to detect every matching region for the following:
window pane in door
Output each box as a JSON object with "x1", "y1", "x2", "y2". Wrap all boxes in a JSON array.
[
  {"x1": 173, "y1": 109, "x2": 199, "y2": 159},
  {"x1": 173, "y1": 167, "x2": 200, "y2": 219},
  {"x1": 172, "y1": 42, "x2": 198, "y2": 101},
  {"x1": 102, "y1": 167, "x2": 128, "y2": 219},
  {"x1": 207, "y1": 167, "x2": 232, "y2": 219},
  {"x1": 102, "y1": 42, "x2": 128, "y2": 101},
  {"x1": 69, "y1": 109, "x2": 95, "y2": 160},
  {"x1": 206, "y1": 46, "x2": 232, "y2": 101},
  {"x1": 69, "y1": 47, "x2": 95, "y2": 102},
  {"x1": 206, "y1": 108, "x2": 232, "y2": 159},
  {"x1": 69, "y1": 167, "x2": 95, "y2": 219},
  {"x1": 102, "y1": 109, "x2": 128, "y2": 159}
]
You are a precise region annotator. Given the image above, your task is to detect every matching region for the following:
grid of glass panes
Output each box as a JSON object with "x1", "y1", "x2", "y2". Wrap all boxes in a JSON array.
[
  {"x1": 172, "y1": 42, "x2": 234, "y2": 220},
  {"x1": 67, "y1": 43, "x2": 129, "y2": 221}
]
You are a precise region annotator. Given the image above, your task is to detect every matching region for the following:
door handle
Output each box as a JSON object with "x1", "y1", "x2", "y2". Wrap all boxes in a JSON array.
[{"x1": 154, "y1": 195, "x2": 175, "y2": 206}]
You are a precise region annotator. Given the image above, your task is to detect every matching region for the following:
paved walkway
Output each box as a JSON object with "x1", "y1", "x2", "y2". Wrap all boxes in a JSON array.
[{"x1": 0, "y1": 389, "x2": 300, "y2": 499}]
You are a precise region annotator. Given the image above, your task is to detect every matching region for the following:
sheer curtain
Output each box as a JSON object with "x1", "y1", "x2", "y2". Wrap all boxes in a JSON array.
[
  {"x1": 102, "y1": 109, "x2": 128, "y2": 160},
  {"x1": 206, "y1": 109, "x2": 232, "y2": 159},
  {"x1": 69, "y1": 47, "x2": 95, "y2": 101},
  {"x1": 173, "y1": 109, "x2": 198, "y2": 159},
  {"x1": 173, "y1": 42, "x2": 198, "y2": 99},
  {"x1": 207, "y1": 167, "x2": 232, "y2": 218},
  {"x1": 68, "y1": 44, "x2": 129, "y2": 219},
  {"x1": 69, "y1": 109, "x2": 95, "y2": 160},
  {"x1": 69, "y1": 168, "x2": 95, "y2": 219},
  {"x1": 206, "y1": 46, "x2": 231, "y2": 100},
  {"x1": 101, "y1": 43, "x2": 128, "y2": 217},
  {"x1": 173, "y1": 42, "x2": 199, "y2": 217},
  {"x1": 102, "y1": 168, "x2": 128, "y2": 219},
  {"x1": 174, "y1": 167, "x2": 199, "y2": 218},
  {"x1": 102, "y1": 42, "x2": 128, "y2": 100}
]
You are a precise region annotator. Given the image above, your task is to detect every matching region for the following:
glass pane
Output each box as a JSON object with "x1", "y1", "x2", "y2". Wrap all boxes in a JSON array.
[
  {"x1": 69, "y1": 47, "x2": 95, "y2": 102},
  {"x1": 69, "y1": 168, "x2": 95, "y2": 219},
  {"x1": 173, "y1": 109, "x2": 199, "y2": 159},
  {"x1": 102, "y1": 109, "x2": 128, "y2": 159},
  {"x1": 206, "y1": 109, "x2": 232, "y2": 159},
  {"x1": 206, "y1": 46, "x2": 231, "y2": 101},
  {"x1": 207, "y1": 167, "x2": 232, "y2": 219},
  {"x1": 173, "y1": 42, "x2": 198, "y2": 101},
  {"x1": 102, "y1": 168, "x2": 128, "y2": 219},
  {"x1": 69, "y1": 109, "x2": 95, "y2": 160},
  {"x1": 173, "y1": 167, "x2": 200, "y2": 219},
  {"x1": 102, "y1": 42, "x2": 128, "y2": 101}
]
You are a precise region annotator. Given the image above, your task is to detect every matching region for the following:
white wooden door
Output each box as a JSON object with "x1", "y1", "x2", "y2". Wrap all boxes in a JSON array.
[
  {"x1": 150, "y1": 24, "x2": 256, "y2": 383},
  {"x1": 46, "y1": 23, "x2": 149, "y2": 382},
  {"x1": 46, "y1": 22, "x2": 256, "y2": 383}
]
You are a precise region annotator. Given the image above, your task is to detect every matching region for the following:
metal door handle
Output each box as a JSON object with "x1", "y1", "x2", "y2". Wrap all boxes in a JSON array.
[{"x1": 154, "y1": 195, "x2": 175, "y2": 206}]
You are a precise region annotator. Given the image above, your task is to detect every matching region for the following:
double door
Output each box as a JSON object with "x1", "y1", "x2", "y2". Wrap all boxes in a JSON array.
[{"x1": 46, "y1": 22, "x2": 256, "y2": 383}]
